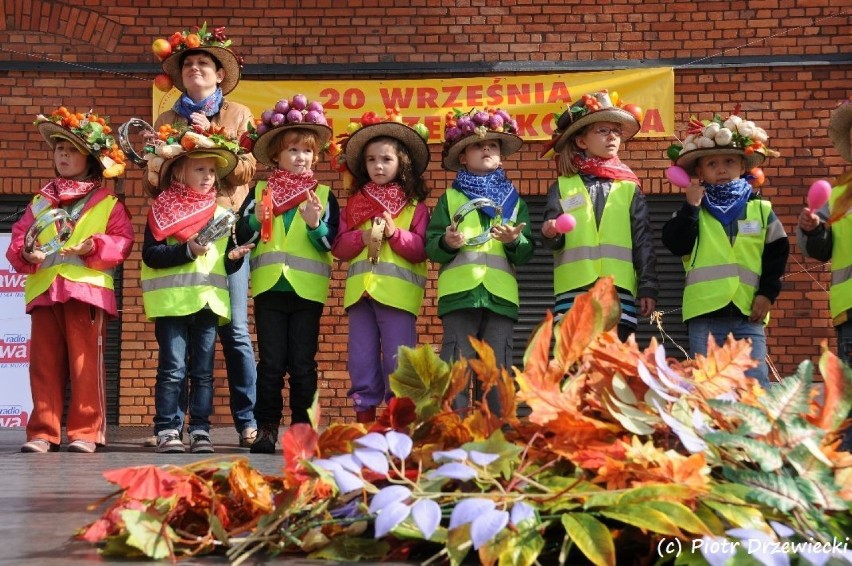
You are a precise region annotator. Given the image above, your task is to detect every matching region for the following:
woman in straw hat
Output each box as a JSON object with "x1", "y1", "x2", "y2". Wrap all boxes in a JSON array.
[{"x1": 7, "y1": 108, "x2": 133, "y2": 453}]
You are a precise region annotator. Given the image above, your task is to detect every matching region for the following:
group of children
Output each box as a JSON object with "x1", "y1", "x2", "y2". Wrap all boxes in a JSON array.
[{"x1": 9, "y1": 83, "x2": 851, "y2": 454}]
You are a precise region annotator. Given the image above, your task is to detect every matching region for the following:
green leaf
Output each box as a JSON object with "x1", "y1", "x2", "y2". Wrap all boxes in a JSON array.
[
  {"x1": 99, "y1": 534, "x2": 146, "y2": 558},
  {"x1": 209, "y1": 514, "x2": 228, "y2": 546},
  {"x1": 447, "y1": 524, "x2": 472, "y2": 566},
  {"x1": 120, "y1": 509, "x2": 177, "y2": 560},
  {"x1": 722, "y1": 468, "x2": 810, "y2": 513},
  {"x1": 585, "y1": 484, "x2": 697, "y2": 508},
  {"x1": 703, "y1": 431, "x2": 783, "y2": 471},
  {"x1": 496, "y1": 526, "x2": 546, "y2": 566},
  {"x1": 602, "y1": 393, "x2": 656, "y2": 435},
  {"x1": 758, "y1": 364, "x2": 811, "y2": 422},
  {"x1": 795, "y1": 476, "x2": 849, "y2": 511},
  {"x1": 786, "y1": 443, "x2": 833, "y2": 478},
  {"x1": 599, "y1": 504, "x2": 684, "y2": 537},
  {"x1": 390, "y1": 345, "x2": 451, "y2": 420},
  {"x1": 694, "y1": 502, "x2": 727, "y2": 535},
  {"x1": 462, "y1": 430, "x2": 522, "y2": 480},
  {"x1": 701, "y1": 499, "x2": 770, "y2": 531},
  {"x1": 561, "y1": 513, "x2": 616, "y2": 566},
  {"x1": 309, "y1": 537, "x2": 390, "y2": 561},
  {"x1": 706, "y1": 399, "x2": 772, "y2": 436},
  {"x1": 641, "y1": 501, "x2": 713, "y2": 535},
  {"x1": 777, "y1": 416, "x2": 832, "y2": 466}
]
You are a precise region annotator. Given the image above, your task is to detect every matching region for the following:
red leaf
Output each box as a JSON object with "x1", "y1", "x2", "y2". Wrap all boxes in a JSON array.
[
  {"x1": 374, "y1": 397, "x2": 417, "y2": 432},
  {"x1": 282, "y1": 423, "x2": 319, "y2": 473},
  {"x1": 102, "y1": 466, "x2": 185, "y2": 500}
]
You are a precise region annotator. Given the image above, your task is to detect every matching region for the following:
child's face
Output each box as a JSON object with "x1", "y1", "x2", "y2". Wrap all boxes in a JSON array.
[
  {"x1": 459, "y1": 139, "x2": 502, "y2": 175},
  {"x1": 180, "y1": 156, "x2": 219, "y2": 194},
  {"x1": 53, "y1": 140, "x2": 89, "y2": 180},
  {"x1": 275, "y1": 139, "x2": 314, "y2": 175},
  {"x1": 181, "y1": 53, "x2": 224, "y2": 97},
  {"x1": 695, "y1": 154, "x2": 746, "y2": 185},
  {"x1": 575, "y1": 121, "x2": 623, "y2": 159},
  {"x1": 364, "y1": 140, "x2": 400, "y2": 185}
]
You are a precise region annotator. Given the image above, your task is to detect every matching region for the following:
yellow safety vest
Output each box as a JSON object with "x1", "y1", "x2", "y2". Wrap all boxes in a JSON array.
[
  {"x1": 553, "y1": 175, "x2": 637, "y2": 295},
  {"x1": 141, "y1": 206, "x2": 231, "y2": 321},
  {"x1": 682, "y1": 200, "x2": 770, "y2": 322},
  {"x1": 829, "y1": 182, "x2": 851, "y2": 319},
  {"x1": 343, "y1": 202, "x2": 427, "y2": 316},
  {"x1": 24, "y1": 193, "x2": 117, "y2": 305},
  {"x1": 436, "y1": 189, "x2": 519, "y2": 305},
  {"x1": 249, "y1": 182, "x2": 333, "y2": 303}
]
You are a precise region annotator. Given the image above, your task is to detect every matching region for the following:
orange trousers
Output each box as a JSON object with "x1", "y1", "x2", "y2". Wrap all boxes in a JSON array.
[{"x1": 27, "y1": 300, "x2": 107, "y2": 445}]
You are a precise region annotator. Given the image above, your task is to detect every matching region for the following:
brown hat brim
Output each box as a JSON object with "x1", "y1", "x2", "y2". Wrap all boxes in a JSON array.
[
  {"x1": 674, "y1": 147, "x2": 766, "y2": 176},
  {"x1": 442, "y1": 131, "x2": 523, "y2": 172},
  {"x1": 553, "y1": 108, "x2": 641, "y2": 153},
  {"x1": 157, "y1": 147, "x2": 238, "y2": 190},
  {"x1": 37, "y1": 122, "x2": 102, "y2": 167},
  {"x1": 252, "y1": 123, "x2": 333, "y2": 168},
  {"x1": 162, "y1": 47, "x2": 241, "y2": 96},
  {"x1": 341, "y1": 122, "x2": 430, "y2": 175},
  {"x1": 828, "y1": 103, "x2": 852, "y2": 161}
]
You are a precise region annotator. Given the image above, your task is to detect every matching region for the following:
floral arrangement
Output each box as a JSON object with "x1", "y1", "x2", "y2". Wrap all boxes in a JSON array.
[
  {"x1": 442, "y1": 107, "x2": 518, "y2": 148},
  {"x1": 239, "y1": 94, "x2": 331, "y2": 153},
  {"x1": 77, "y1": 278, "x2": 852, "y2": 565},
  {"x1": 150, "y1": 22, "x2": 236, "y2": 63},
  {"x1": 143, "y1": 123, "x2": 241, "y2": 187},
  {"x1": 666, "y1": 105, "x2": 781, "y2": 162},
  {"x1": 556, "y1": 90, "x2": 644, "y2": 129},
  {"x1": 35, "y1": 107, "x2": 126, "y2": 178}
]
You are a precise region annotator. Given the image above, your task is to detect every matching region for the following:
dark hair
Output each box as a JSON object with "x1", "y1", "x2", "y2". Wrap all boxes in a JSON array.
[
  {"x1": 52, "y1": 146, "x2": 102, "y2": 182},
  {"x1": 349, "y1": 136, "x2": 428, "y2": 201},
  {"x1": 179, "y1": 49, "x2": 223, "y2": 72}
]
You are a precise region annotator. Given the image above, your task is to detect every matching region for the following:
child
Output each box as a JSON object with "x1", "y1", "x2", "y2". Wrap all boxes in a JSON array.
[
  {"x1": 233, "y1": 96, "x2": 339, "y2": 453},
  {"x1": 142, "y1": 126, "x2": 251, "y2": 453},
  {"x1": 332, "y1": 110, "x2": 431, "y2": 423},
  {"x1": 540, "y1": 91, "x2": 657, "y2": 341},
  {"x1": 6, "y1": 108, "x2": 133, "y2": 453},
  {"x1": 426, "y1": 108, "x2": 535, "y2": 416},
  {"x1": 662, "y1": 108, "x2": 789, "y2": 386},
  {"x1": 797, "y1": 96, "x2": 852, "y2": 448}
]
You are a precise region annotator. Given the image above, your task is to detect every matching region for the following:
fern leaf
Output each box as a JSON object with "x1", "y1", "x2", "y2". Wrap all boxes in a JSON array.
[
  {"x1": 777, "y1": 416, "x2": 832, "y2": 467},
  {"x1": 706, "y1": 399, "x2": 772, "y2": 436},
  {"x1": 758, "y1": 370, "x2": 811, "y2": 422},
  {"x1": 703, "y1": 432, "x2": 782, "y2": 472},
  {"x1": 795, "y1": 476, "x2": 848, "y2": 512},
  {"x1": 722, "y1": 469, "x2": 810, "y2": 513},
  {"x1": 786, "y1": 444, "x2": 832, "y2": 479}
]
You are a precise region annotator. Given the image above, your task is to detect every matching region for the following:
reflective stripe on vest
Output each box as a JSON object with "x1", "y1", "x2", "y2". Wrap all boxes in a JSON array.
[
  {"x1": 682, "y1": 200, "x2": 770, "y2": 321},
  {"x1": 249, "y1": 182, "x2": 333, "y2": 303},
  {"x1": 436, "y1": 189, "x2": 519, "y2": 305},
  {"x1": 24, "y1": 193, "x2": 117, "y2": 305},
  {"x1": 829, "y1": 182, "x2": 852, "y2": 318},
  {"x1": 343, "y1": 202, "x2": 427, "y2": 315},
  {"x1": 141, "y1": 206, "x2": 231, "y2": 321},
  {"x1": 553, "y1": 175, "x2": 636, "y2": 295}
]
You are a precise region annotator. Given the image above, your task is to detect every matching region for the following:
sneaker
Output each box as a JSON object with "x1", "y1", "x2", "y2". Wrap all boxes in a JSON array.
[
  {"x1": 156, "y1": 429, "x2": 185, "y2": 453},
  {"x1": 250, "y1": 424, "x2": 278, "y2": 454},
  {"x1": 21, "y1": 439, "x2": 58, "y2": 453},
  {"x1": 68, "y1": 440, "x2": 97, "y2": 453},
  {"x1": 239, "y1": 427, "x2": 257, "y2": 448},
  {"x1": 189, "y1": 431, "x2": 215, "y2": 454}
]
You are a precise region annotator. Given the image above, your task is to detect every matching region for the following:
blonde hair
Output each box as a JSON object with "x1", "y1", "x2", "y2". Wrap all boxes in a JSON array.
[
  {"x1": 269, "y1": 129, "x2": 321, "y2": 167},
  {"x1": 555, "y1": 125, "x2": 589, "y2": 177},
  {"x1": 146, "y1": 154, "x2": 220, "y2": 198}
]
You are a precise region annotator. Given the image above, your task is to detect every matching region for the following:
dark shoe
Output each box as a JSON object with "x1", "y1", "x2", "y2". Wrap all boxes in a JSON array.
[
  {"x1": 156, "y1": 429, "x2": 185, "y2": 453},
  {"x1": 189, "y1": 431, "x2": 215, "y2": 454},
  {"x1": 68, "y1": 440, "x2": 97, "y2": 453},
  {"x1": 250, "y1": 425, "x2": 278, "y2": 454},
  {"x1": 355, "y1": 407, "x2": 376, "y2": 424},
  {"x1": 239, "y1": 427, "x2": 257, "y2": 448},
  {"x1": 21, "y1": 439, "x2": 58, "y2": 453}
]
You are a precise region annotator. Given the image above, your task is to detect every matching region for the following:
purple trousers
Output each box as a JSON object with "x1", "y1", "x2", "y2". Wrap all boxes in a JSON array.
[{"x1": 347, "y1": 297, "x2": 417, "y2": 410}]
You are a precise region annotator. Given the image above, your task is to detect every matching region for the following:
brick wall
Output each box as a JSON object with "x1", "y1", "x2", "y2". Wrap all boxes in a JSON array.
[{"x1": 0, "y1": 1, "x2": 849, "y2": 426}]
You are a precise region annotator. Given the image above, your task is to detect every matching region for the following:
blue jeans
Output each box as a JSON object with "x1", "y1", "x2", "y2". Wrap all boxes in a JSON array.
[
  {"x1": 154, "y1": 309, "x2": 218, "y2": 434},
  {"x1": 688, "y1": 316, "x2": 768, "y2": 386},
  {"x1": 217, "y1": 260, "x2": 257, "y2": 432}
]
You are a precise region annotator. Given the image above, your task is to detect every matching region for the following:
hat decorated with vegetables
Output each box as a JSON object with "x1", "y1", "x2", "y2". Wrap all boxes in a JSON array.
[
  {"x1": 243, "y1": 94, "x2": 333, "y2": 168},
  {"x1": 144, "y1": 124, "x2": 242, "y2": 192},
  {"x1": 828, "y1": 96, "x2": 852, "y2": 161},
  {"x1": 152, "y1": 22, "x2": 242, "y2": 96},
  {"x1": 549, "y1": 91, "x2": 643, "y2": 154},
  {"x1": 666, "y1": 106, "x2": 779, "y2": 175},
  {"x1": 442, "y1": 107, "x2": 522, "y2": 171},
  {"x1": 35, "y1": 107, "x2": 126, "y2": 179},
  {"x1": 338, "y1": 107, "x2": 431, "y2": 177}
]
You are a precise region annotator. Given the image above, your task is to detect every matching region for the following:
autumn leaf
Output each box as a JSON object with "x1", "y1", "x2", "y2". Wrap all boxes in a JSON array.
[
  {"x1": 102, "y1": 466, "x2": 189, "y2": 501},
  {"x1": 121, "y1": 509, "x2": 177, "y2": 560},
  {"x1": 813, "y1": 343, "x2": 852, "y2": 431},
  {"x1": 444, "y1": 358, "x2": 471, "y2": 410},
  {"x1": 690, "y1": 335, "x2": 757, "y2": 398},
  {"x1": 373, "y1": 396, "x2": 417, "y2": 433},
  {"x1": 229, "y1": 460, "x2": 273, "y2": 513},
  {"x1": 282, "y1": 423, "x2": 319, "y2": 474},
  {"x1": 317, "y1": 423, "x2": 367, "y2": 457},
  {"x1": 587, "y1": 276, "x2": 622, "y2": 332},
  {"x1": 390, "y1": 345, "x2": 451, "y2": 420},
  {"x1": 555, "y1": 291, "x2": 602, "y2": 370},
  {"x1": 522, "y1": 311, "x2": 554, "y2": 379},
  {"x1": 468, "y1": 336, "x2": 502, "y2": 396}
]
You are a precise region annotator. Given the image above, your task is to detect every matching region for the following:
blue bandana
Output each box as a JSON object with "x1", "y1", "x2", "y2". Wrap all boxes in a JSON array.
[
  {"x1": 172, "y1": 88, "x2": 223, "y2": 120},
  {"x1": 701, "y1": 177, "x2": 752, "y2": 225},
  {"x1": 452, "y1": 167, "x2": 519, "y2": 222}
]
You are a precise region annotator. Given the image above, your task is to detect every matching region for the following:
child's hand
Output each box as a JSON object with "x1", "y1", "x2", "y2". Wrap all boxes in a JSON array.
[
  {"x1": 798, "y1": 208, "x2": 820, "y2": 232},
  {"x1": 188, "y1": 235, "x2": 210, "y2": 257},
  {"x1": 22, "y1": 248, "x2": 46, "y2": 265},
  {"x1": 60, "y1": 238, "x2": 95, "y2": 257},
  {"x1": 299, "y1": 190, "x2": 323, "y2": 229},
  {"x1": 639, "y1": 297, "x2": 656, "y2": 318},
  {"x1": 443, "y1": 225, "x2": 466, "y2": 249},
  {"x1": 541, "y1": 219, "x2": 559, "y2": 239},
  {"x1": 382, "y1": 211, "x2": 397, "y2": 239},
  {"x1": 228, "y1": 243, "x2": 255, "y2": 261},
  {"x1": 749, "y1": 295, "x2": 771, "y2": 322},
  {"x1": 685, "y1": 182, "x2": 704, "y2": 207},
  {"x1": 491, "y1": 222, "x2": 526, "y2": 244}
]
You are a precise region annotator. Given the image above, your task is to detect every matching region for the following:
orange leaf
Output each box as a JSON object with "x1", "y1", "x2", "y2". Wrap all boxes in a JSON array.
[
  {"x1": 229, "y1": 460, "x2": 273, "y2": 513},
  {"x1": 444, "y1": 358, "x2": 471, "y2": 409},
  {"x1": 814, "y1": 342, "x2": 851, "y2": 430},
  {"x1": 690, "y1": 335, "x2": 758, "y2": 398},
  {"x1": 556, "y1": 291, "x2": 601, "y2": 369},
  {"x1": 317, "y1": 423, "x2": 365, "y2": 457},
  {"x1": 587, "y1": 276, "x2": 622, "y2": 332},
  {"x1": 282, "y1": 423, "x2": 318, "y2": 473},
  {"x1": 468, "y1": 336, "x2": 501, "y2": 395},
  {"x1": 522, "y1": 311, "x2": 554, "y2": 380},
  {"x1": 102, "y1": 465, "x2": 187, "y2": 500}
]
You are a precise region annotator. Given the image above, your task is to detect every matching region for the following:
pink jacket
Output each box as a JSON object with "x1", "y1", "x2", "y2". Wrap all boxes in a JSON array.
[{"x1": 332, "y1": 200, "x2": 430, "y2": 264}]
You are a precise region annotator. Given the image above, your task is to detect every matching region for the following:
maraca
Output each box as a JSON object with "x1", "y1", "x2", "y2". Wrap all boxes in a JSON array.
[
  {"x1": 555, "y1": 213, "x2": 576, "y2": 234},
  {"x1": 665, "y1": 165, "x2": 691, "y2": 188},
  {"x1": 807, "y1": 180, "x2": 832, "y2": 210}
]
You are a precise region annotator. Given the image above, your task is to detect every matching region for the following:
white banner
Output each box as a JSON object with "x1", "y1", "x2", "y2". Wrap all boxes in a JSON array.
[{"x1": 0, "y1": 233, "x2": 31, "y2": 427}]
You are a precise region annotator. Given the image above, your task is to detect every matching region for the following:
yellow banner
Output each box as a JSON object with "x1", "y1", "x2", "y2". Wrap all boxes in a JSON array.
[{"x1": 153, "y1": 67, "x2": 674, "y2": 142}]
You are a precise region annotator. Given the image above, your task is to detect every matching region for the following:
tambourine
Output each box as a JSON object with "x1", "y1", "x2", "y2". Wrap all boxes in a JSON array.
[
  {"x1": 195, "y1": 210, "x2": 238, "y2": 247},
  {"x1": 117, "y1": 118, "x2": 155, "y2": 168},
  {"x1": 25, "y1": 208, "x2": 73, "y2": 255},
  {"x1": 451, "y1": 197, "x2": 503, "y2": 246},
  {"x1": 368, "y1": 217, "x2": 386, "y2": 264}
]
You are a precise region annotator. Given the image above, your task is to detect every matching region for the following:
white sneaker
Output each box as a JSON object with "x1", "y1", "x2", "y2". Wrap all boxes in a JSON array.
[
  {"x1": 189, "y1": 431, "x2": 214, "y2": 454},
  {"x1": 156, "y1": 429, "x2": 185, "y2": 453}
]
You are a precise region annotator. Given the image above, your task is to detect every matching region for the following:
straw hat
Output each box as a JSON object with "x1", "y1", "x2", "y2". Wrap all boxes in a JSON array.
[
  {"x1": 146, "y1": 125, "x2": 240, "y2": 190},
  {"x1": 828, "y1": 97, "x2": 852, "y2": 161},
  {"x1": 249, "y1": 95, "x2": 333, "y2": 168},
  {"x1": 551, "y1": 91, "x2": 642, "y2": 153},
  {"x1": 155, "y1": 23, "x2": 241, "y2": 96},
  {"x1": 442, "y1": 108, "x2": 522, "y2": 172},
  {"x1": 340, "y1": 111, "x2": 430, "y2": 176},
  {"x1": 35, "y1": 108, "x2": 126, "y2": 178}
]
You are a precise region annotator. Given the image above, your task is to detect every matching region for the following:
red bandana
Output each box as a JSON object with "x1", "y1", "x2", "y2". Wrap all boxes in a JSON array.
[
  {"x1": 572, "y1": 154, "x2": 641, "y2": 185},
  {"x1": 266, "y1": 169, "x2": 318, "y2": 215},
  {"x1": 345, "y1": 182, "x2": 408, "y2": 227},
  {"x1": 39, "y1": 177, "x2": 100, "y2": 205},
  {"x1": 148, "y1": 181, "x2": 217, "y2": 243}
]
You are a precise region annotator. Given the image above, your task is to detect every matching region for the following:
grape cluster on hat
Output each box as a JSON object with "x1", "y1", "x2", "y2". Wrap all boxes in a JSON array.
[
  {"x1": 441, "y1": 108, "x2": 522, "y2": 171},
  {"x1": 35, "y1": 108, "x2": 127, "y2": 178},
  {"x1": 144, "y1": 124, "x2": 241, "y2": 190},
  {"x1": 340, "y1": 108, "x2": 431, "y2": 176},
  {"x1": 550, "y1": 91, "x2": 642, "y2": 154},
  {"x1": 246, "y1": 94, "x2": 333, "y2": 168},
  {"x1": 153, "y1": 22, "x2": 242, "y2": 96}
]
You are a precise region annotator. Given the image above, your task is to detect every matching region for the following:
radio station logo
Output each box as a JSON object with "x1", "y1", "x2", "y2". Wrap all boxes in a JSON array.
[
  {"x1": 0, "y1": 334, "x2": 30, "y2": 363},
  {"x1": 0, "y1": 266, "x2": 26, "y2": 293},
  {"x1": 0, "y1": 406, "x2": 28, "y2": 427}
]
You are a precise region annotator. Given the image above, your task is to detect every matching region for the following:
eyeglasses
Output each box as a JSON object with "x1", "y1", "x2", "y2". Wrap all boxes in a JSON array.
[{"x1": 591, "y1": 126, "x2": 623, "y2": 138}]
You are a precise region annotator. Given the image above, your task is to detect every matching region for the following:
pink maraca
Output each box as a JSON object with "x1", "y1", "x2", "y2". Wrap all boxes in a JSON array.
[
  {"x1": 665, "y1": 165, "x2": 691, "y2": 188},
  {"x1": 807, "y1": 180, "x2": 832, "y2": 210},
  {"x1": 555, "y1": 213, "x2": 576, "y2": 234}
]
